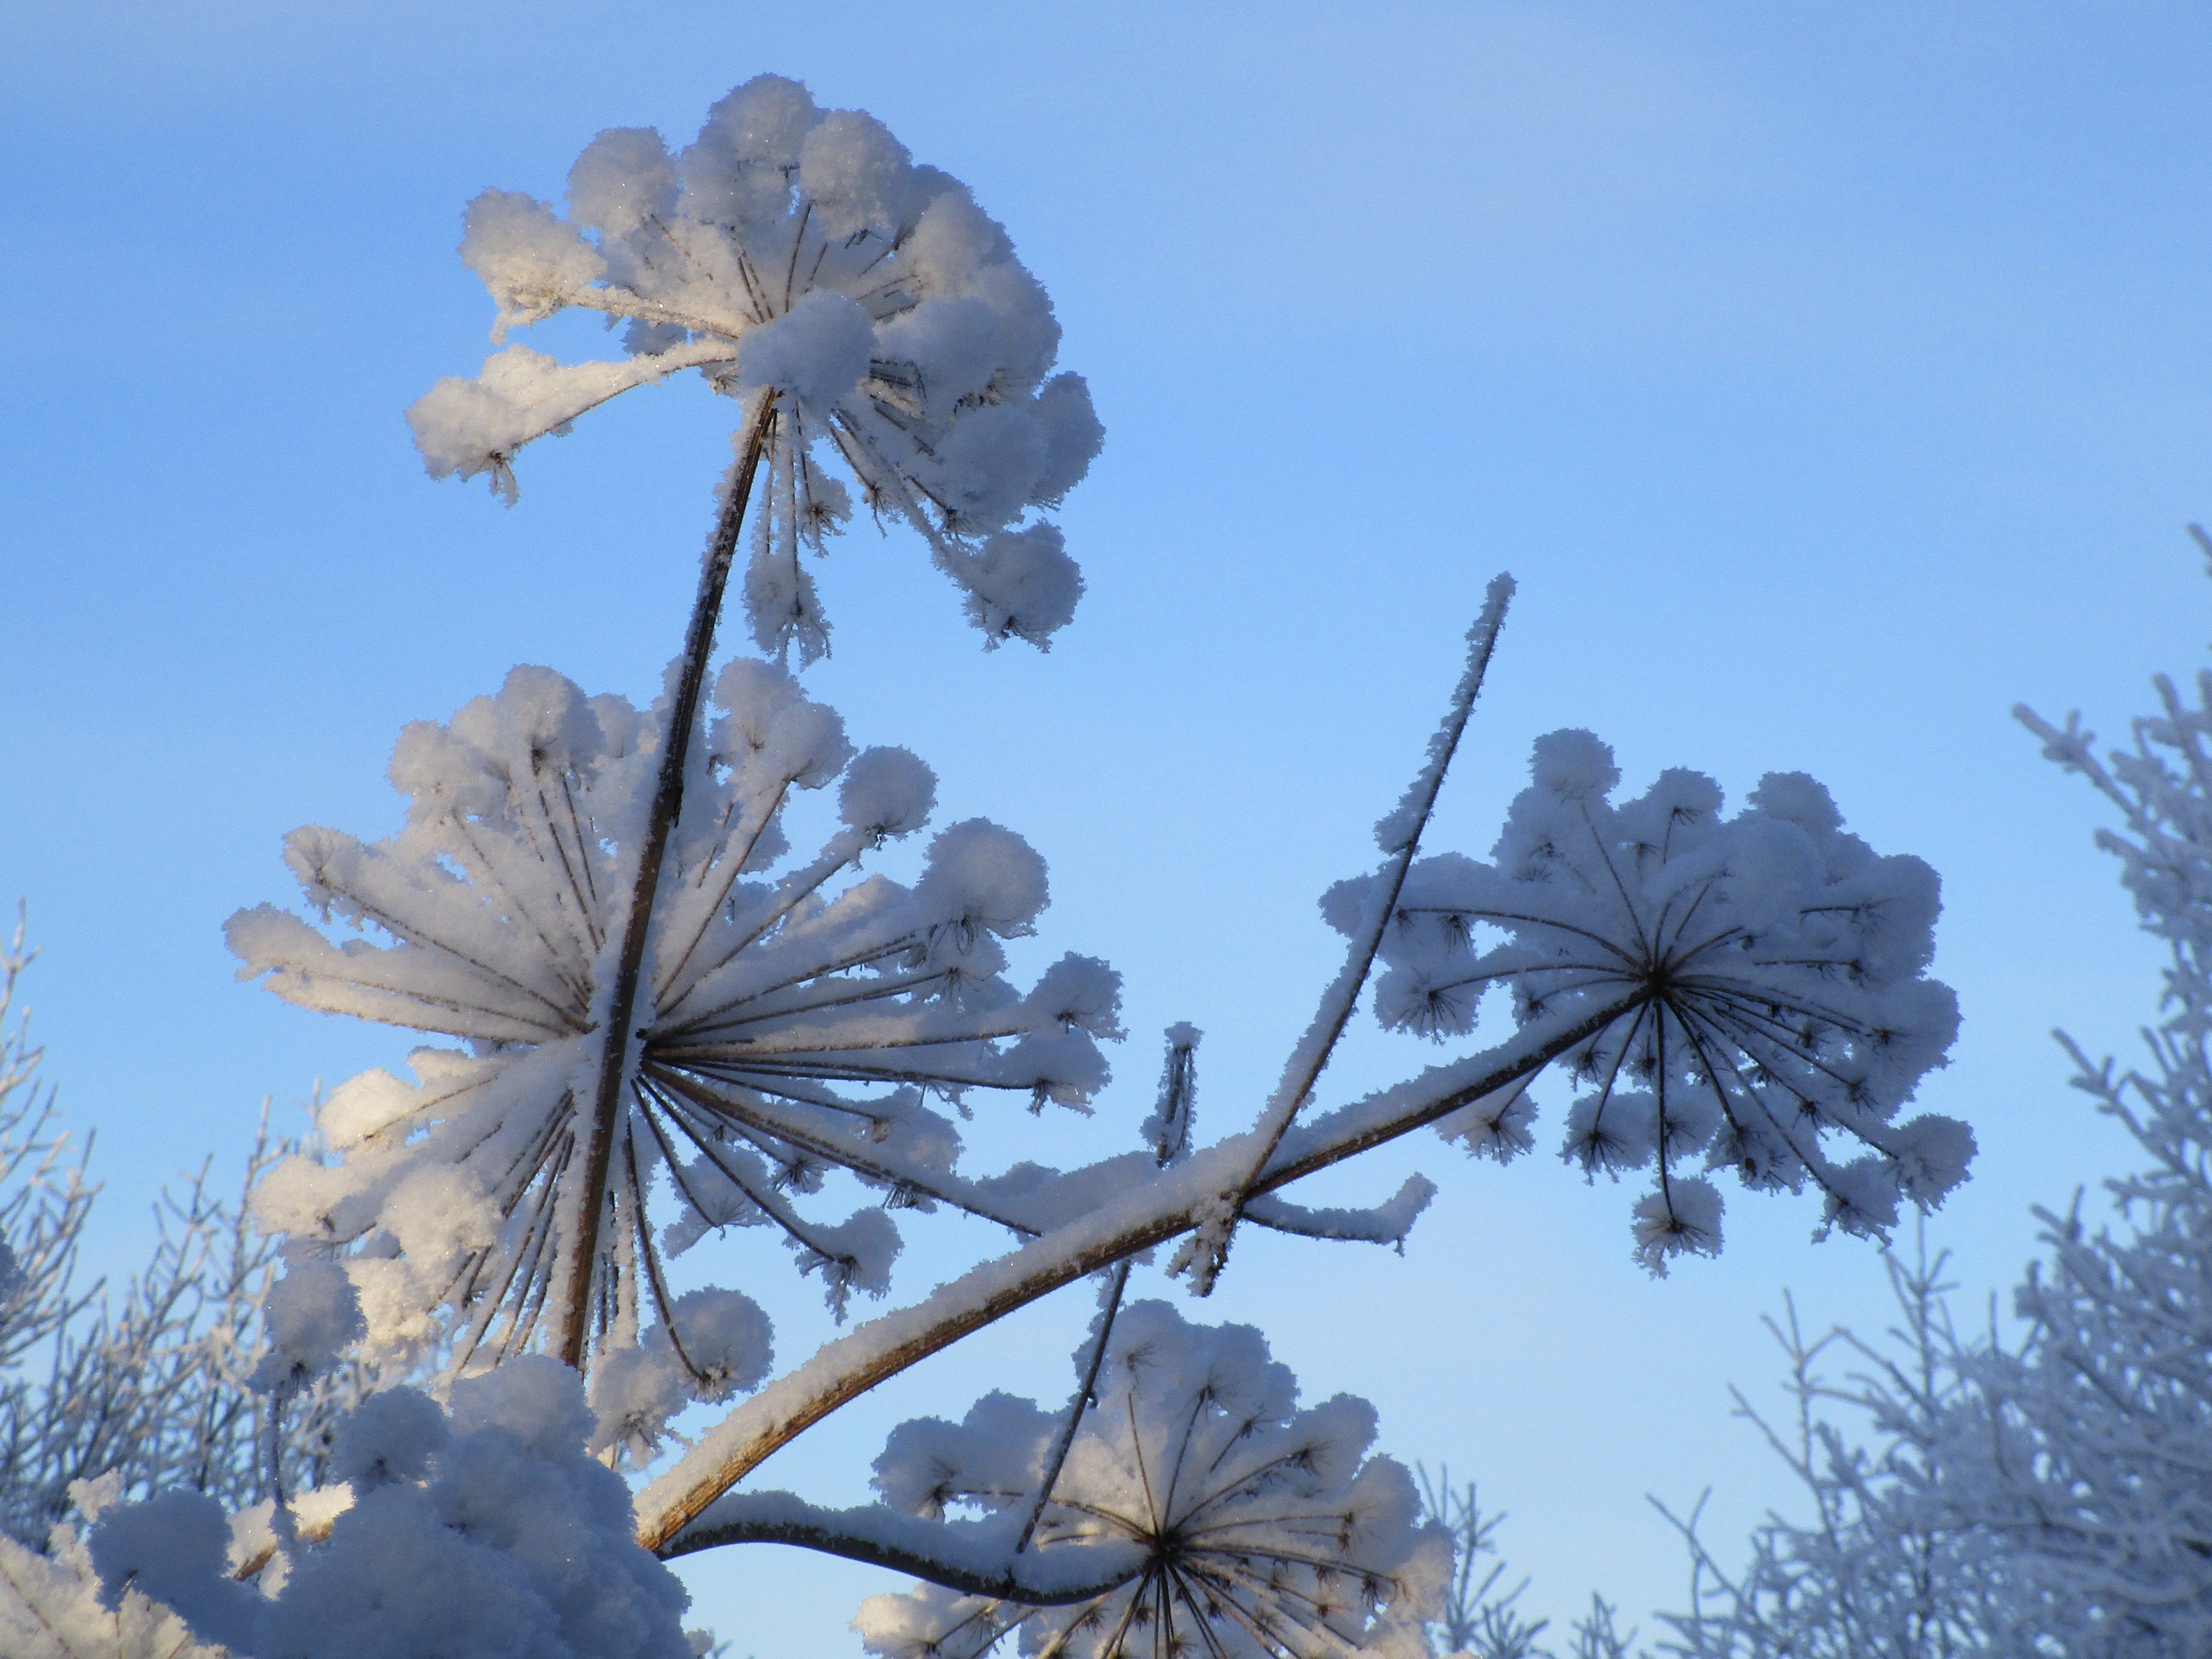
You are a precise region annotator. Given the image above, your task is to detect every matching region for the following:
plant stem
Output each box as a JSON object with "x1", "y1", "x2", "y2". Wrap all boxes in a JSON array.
[
  {"x1": 635, "y1": 990, "x2": 1639, "y2": 1553},
  {"x1": 1017, "y1": 1259, "x2": 1131, "y2": 1554},
  {"x1": 1173, "y1": 575, "x2": 1514, "y2": 1295},
  {"x1": 558, "y1": 391, "x2": 778, "y2": 1370}
]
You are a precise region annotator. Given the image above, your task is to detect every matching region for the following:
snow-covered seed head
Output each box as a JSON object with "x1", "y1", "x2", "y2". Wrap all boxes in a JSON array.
[
  {"x1": 248, "y1": 1260, "x2": 367, "y2": 1393},
  {"x1": 227, "y1": 662, "x2": 1116, "y2": 1379},
  {"x1": 856, "y1": 1302, "x2": 1447, "y2": 1659},
  {"x1": 1339, "y1": 730, "x2": 1970, "y2": 1270},
  {"x1": 407, "y1": 76, "x2": 1105, "y2": 661}
]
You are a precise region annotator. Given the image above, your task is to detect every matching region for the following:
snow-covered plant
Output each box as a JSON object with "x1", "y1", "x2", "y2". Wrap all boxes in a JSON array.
[
  {"x1": 1922, "y1": 551, "x2": 2212, "y2": 1652},
  {"x1": 1325, "y1": 737, "x2": 1969, "y2": 1273},
  {"x1": 1652, "y1": 1245, "x2": 2017, "y2": 1659},
  {"x1": 0, "y1": 1508, "x2": 231, "y2": 1659},
  {"x1": 408, "y1": 73, "x2": 1102, "y2": 660},
  {"x1": 1415, "y1": 1472, "x2": 1548, "y2": 1659},
  {"x1": 842, "y1": 1300, "x2": 1444, "y2": 1659},
  {"x1": 1656, "y1": 533, "x2": 2212, "y2": 1659},
  {"x1": 60, "y1": 76, "x2": 1983, "y2": 1659},
  {"x1": 0, "y1": 929, "x2": 398, "y2": 1551},
  {"x1": 230, "y1": 657, "x2": 1118, "y2": 1398},
  {"x1": 2, "y1": 1357, "x2": 696, "y2": 1659},
  {"x1": 1406, "y1": 1470, "x2": 1636, "y2": 1659}
]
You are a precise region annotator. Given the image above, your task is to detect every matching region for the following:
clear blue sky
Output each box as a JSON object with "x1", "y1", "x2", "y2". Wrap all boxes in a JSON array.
[{"x1": 6, "y1": 1, "x2": 2211, "y2": 1647}]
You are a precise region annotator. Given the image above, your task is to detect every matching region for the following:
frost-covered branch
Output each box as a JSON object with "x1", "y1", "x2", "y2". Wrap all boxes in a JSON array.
[
  {"x1": 634, "y1": 994, "x2": 1644, "y2": 1551},
  {"x1": 1170, "y1": 575, "x2": 1514, "y2": 1295},
  {"x1": 1651, "y1": 1243, "x2": 2012, "y2": 1659},
  {"x1": 663, "y1": 1489, "x2": 1145, "y2": 1602}
]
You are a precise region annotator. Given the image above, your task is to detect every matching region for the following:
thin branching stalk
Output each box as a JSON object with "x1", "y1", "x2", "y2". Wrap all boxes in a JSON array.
[
  {"x1": 1172, "y1": 574, "x2": 1514, "y2": 1295},
  {"x1": 636, "y1": 988, "x2": 1637, "y2": 1552}
]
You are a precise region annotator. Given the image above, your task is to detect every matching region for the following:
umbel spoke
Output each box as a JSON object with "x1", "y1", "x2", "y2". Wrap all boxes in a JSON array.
[{"x1": 848, "y1": 1299, "x2": 1439, "y2": 1659}]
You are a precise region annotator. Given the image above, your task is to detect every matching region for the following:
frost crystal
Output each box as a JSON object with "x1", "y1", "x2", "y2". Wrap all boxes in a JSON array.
[
  {"x1": 407, "y1": 75, "x2": 1104, "y2": 659},
  {"x1": 855, "y1": 1301, "x2": 1445, "y2": 1659},
  {"x1": 1331, "y1": 731, "x2": 1969, "y2": 1267},
  {"x1": 229, "y1": 662, "x2": 1118, "y2": 1378}
]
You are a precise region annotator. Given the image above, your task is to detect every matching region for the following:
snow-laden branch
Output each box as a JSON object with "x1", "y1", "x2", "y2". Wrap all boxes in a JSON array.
[
  {"x1": 661, "y1": 1490, "x2": 1145, "y2": 1603},
  {"x1": 634, "y1": 991, "x2": 1635, "y2": 1551},
  {"x1": 1243, "y1": 1177, "x2": 1437, "y2": 1246}
]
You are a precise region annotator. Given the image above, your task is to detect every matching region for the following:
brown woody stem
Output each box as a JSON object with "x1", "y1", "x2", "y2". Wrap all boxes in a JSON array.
[{"x1": 557, "y1": 392, "x2": 778, "y2": 1370}]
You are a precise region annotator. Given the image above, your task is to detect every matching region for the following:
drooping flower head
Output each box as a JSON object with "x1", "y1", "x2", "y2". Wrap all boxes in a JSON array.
[
  {"x1": 230, "y1": 662, "x2": 1121, "y2": 1393},
  {"x1": 1331, "y1": 730, "x2": 1970, "y2": 1270},
  {"x1": 407, "y1": 75, "x2": 1104, "y2": 660},
  {"x1": 857, "y1": 1300, "x2": 1445, "y2": 1659}
]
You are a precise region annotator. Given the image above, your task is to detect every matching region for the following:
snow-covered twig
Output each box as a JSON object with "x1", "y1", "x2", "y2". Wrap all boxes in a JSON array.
[{"x1": 1169, "y1": 575, "x2": 1515, "y2": 1295}]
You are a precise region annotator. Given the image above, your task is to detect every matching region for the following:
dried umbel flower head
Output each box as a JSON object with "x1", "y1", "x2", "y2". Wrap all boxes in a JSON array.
[
  {"x1": 1331, "y1": 730, "x2": 1970, "y2": 1270},
  {"x1": 230, "y1": 662, "x2": 1121, "y2": 1381},
  {"x1": 857, "y1": 1301, "x2": 1446, "y2": 1659},
  {"x1": 408, "y1": 75, "x2": 1104, "y2": 660}
]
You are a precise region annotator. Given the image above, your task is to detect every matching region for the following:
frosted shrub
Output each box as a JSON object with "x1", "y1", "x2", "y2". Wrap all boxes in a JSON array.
[{"x1": 38, "y1": 76, "x2": 1979, "y2": 1659}]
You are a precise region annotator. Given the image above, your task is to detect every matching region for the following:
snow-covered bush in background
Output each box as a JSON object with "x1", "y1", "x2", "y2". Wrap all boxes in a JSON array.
[
  {"x1": 1651, "y1": 1244, "x2": 2020, "y2": 1659},
  {"x1": 408, "y1": 73, "x2": 1103, "y2": 660},
  {"x1": 1656, "y1": 535, "x2": 2212, "y2": 1659},
  {"x1": 18, "y1": 75, "x2": 1982, "y2": 1659},
  {"x1": 0, "y1": 923, "x2": 402, "y2": 1551},
  {"x1": 1949, "y1": 586, "x2": 2212, "y2": 1651}
]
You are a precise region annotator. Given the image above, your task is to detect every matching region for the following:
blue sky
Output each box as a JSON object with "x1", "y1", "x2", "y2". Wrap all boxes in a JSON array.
[{"x1": 6, "y1": 0, "x2": 2212, "y2": 1646}]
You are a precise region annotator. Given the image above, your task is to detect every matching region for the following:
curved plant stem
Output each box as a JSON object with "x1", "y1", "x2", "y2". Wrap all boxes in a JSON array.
[{"x1": 558, "y1": 390, "x2": 778, "y2": 1370}]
